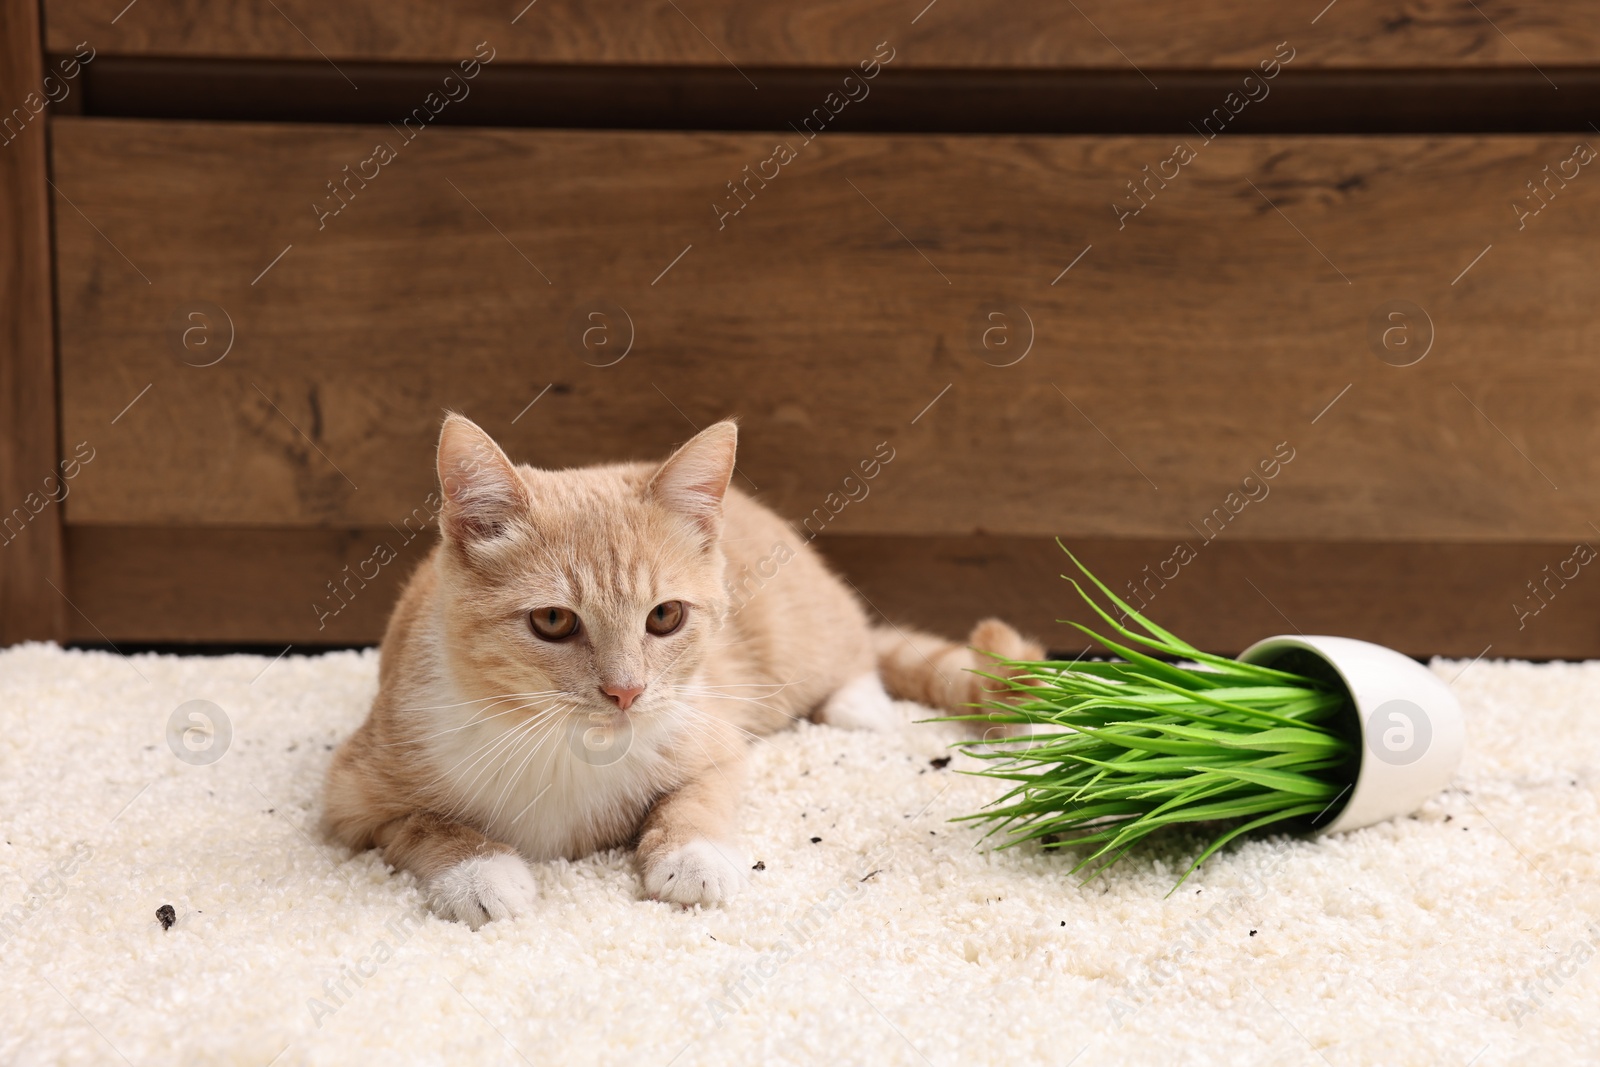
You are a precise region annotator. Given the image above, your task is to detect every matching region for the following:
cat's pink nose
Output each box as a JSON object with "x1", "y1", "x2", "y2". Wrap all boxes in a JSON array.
[{"x1": 600, "y1": 682, "x2": 645, "y2": 710}]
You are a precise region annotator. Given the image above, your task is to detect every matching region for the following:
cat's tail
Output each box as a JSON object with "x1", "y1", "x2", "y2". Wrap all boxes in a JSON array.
[{"x1": 872, "y1": 618, "x2": 1045, "y2": 720}]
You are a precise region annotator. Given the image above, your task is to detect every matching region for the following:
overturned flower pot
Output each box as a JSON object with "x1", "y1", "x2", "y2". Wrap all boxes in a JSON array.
[
  {"x1": 1237, "y1": 634, "x2": 1464, "y2": 834},
  {"x1": 950, "y1": 545, "x2": 1467, "y2": 889}
]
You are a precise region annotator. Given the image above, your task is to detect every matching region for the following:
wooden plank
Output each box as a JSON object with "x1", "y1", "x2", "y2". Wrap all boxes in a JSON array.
[
  {"x1": 71, "y1": 60, "x2": 1600, "y2": 136},
  {"x1": 0, "y1": 0, "x2": 67, "y2": 646},
  {"x1": 65, "y1": 526, "x2": 415, "y2": 645},
  {"x1": 51, "y1": 119, "x2": 1600, "y2": 541},
  {"x1": 64, "y1": 526, "x2": 1600, "y2": 658},
  {"x1": 818, "y1": 536, "x2": 1600, "y2": 661},
  {"x1": 42, "y1": 0, "x2": 1600, "y2": 69}
]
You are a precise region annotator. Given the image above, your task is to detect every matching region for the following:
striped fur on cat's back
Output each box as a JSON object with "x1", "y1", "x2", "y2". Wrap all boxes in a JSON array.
[{"x1": 322, "y1": 415, "x2": 1040, "y2": 925}]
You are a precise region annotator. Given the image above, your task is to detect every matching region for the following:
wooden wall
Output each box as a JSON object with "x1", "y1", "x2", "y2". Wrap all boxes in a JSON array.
[{"x1": 6, "y1": 0, "x2": 1600, "y2": 656}]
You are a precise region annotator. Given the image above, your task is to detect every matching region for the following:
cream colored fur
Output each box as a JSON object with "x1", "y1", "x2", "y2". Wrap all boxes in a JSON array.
[{"x1": 322, "y1": 415, "x2": 1041, "y2": 923}]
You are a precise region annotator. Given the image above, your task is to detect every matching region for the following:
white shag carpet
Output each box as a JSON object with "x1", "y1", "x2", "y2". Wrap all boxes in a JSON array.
[{"x1": 1, "y1": 642, "x2": 1597, "y2": 1067}]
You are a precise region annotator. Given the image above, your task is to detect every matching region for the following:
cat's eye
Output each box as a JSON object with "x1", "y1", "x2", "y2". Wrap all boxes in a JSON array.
[
  {"x1": 529, "y1": 607, "x2": 580, "y2": 641},
  {"x1": 645, "y1": 600, "x2": 686, "y2": 636}
]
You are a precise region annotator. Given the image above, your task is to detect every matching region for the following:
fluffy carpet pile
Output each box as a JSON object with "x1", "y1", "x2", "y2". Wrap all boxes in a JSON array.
[{"x1": 1, "y1": 642, "x2": 1596, "y2": 1066}]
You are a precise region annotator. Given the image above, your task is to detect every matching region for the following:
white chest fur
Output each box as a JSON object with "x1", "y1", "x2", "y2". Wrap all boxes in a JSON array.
[{"x1": 418, "y1": 693, "x2": 674, "y2": 861}]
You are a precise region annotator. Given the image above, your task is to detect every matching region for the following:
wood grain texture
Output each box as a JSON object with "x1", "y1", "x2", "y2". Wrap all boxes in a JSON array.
[
  {"x1": 64, "y1": 526, "x2": 1600, "y2": 658},
  {"x1": 42, "y1": 0, "x2": 1600, "y2": 69},
  {"x1": 820, "y1": 536, "x2": 1600, "y2": 661},
  {"x1": 65, "y1": 526, "x2": 414, "y2": 645},
  {"x1": 51, "y1": 119, "x2": 1600, "y2": 542},
  {"x1": 0, "y1": 0, "x2": 67, "y2": 645}
]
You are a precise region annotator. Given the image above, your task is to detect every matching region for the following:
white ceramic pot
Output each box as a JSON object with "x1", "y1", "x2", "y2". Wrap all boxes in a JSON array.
[{"x1": 1237, "y1": 635, "x2": 1465, "y2": 835}]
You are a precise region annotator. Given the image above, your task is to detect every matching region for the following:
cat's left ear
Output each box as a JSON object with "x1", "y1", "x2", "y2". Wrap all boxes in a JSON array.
[{"x1": 649, "y1": 420, "x2": 737, "y2": 540}]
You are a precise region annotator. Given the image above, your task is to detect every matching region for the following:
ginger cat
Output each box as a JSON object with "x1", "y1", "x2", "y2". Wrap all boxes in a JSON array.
[{"x1": 323, "y1": 415, "x2": 1041, "y2": 926}]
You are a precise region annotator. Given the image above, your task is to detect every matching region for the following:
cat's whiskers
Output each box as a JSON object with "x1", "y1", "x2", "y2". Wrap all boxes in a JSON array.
[
  {"x1": 444, "y1": 700, "x2": 576, "y2": 819},
  {"x1": 505, "y1": 707, "x2": 591, "y2": 827},
  {"x1": 672, "y1": 679, "x2": 806, "y2": 695},
  {"x1": 506, "y1": 781, "x2": 555, "y2": 826},
  {"x1": 441, "y1": 712, "x2": 556, "y2": 824},
  {"x1": 443, "y1": 689, "x2": 609, "y2": 826},
  {"x1": 680, "y1": 699, "x2": 774, "y2": 738},
  {"x1": 670, "y1": 684, "x2": 801, "y2": 725},
  {"x1": 388, "y1": 690, "x2": 566, "y2": 715},
  {"x1": 643, "y1": 642, "x2": 704, "y2": 691},
  {"x1": 505, "y1": 727, "x2": 572, "y2": 827},
  {"x1": 426, "y1": 713, "x2": 545, "y2": 817},
  {"x1": 461, "y1": 722, "x2": 539, "y2": 828},
  {"x1": 665, "y1": 700, "x2": 743, "y2": 789},
  {"x1": 667, "y1": 698, "x2": 773, "y2": 748},
  {"x1": 668, "y1": 684, "x2": 806, "y2": 700},
  {"x1": 670, "y1": 685, "x2": 787, "y2": 709},
  {"x1": 484, "y1": 702, "x2": 574, "y2": 828},
  {"x1": 408, "y1": 697, "x2": 565, "y2": 805},
  {"x1": 379, "y1": 690, "x2": 565, "y2": 747}
]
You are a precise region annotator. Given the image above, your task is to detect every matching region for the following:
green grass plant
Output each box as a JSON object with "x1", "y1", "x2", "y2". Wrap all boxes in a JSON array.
[{"x1": 948, "y1": 545, "x2": 1356, "y2": 891}]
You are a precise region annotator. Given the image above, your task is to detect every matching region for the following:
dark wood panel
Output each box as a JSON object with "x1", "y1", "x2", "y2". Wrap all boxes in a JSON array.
[
  {"x1": 72, "y1": 60, "x2": 1600, "y2": 136},
  {"x1": 64, "y1": 525, "x2": 1600, "y2": 658},
  {"x1": 0, "y1": 0, "x2": 66, "y2": 645},
  {"x1": 819, "y1": 536, "x2": 1600, "y2": 660},
  {"x1": 51, "y1": 120, "x2": 1600, "y2": 541},
  {"x1": 65, "y1": 525, "x2": 416, "y2": 645},
  {"x1": 42, "y1": 0, "x2": 1600, "y2": 69}
]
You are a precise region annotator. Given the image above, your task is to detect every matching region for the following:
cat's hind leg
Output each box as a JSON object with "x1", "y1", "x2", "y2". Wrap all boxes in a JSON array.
[{"x1": 814, "y1": 670, "x2": 901, "y2": 732}]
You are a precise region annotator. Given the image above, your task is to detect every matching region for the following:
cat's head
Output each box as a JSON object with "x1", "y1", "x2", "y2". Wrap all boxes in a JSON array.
[{"x1": 429, "y1": 414, "x2": 736, "y2": 739}]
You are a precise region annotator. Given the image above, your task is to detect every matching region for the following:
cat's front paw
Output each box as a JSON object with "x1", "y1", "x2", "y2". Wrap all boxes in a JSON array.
[
  {"x1": 426, "y1": 852, "x2": 538, "y2": 929},
  {"x1": 643, "y1": 838, "x2": 747, "y2": 907}
]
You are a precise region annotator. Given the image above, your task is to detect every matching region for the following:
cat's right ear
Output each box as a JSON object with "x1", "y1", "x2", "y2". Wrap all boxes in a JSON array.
[{"x1": 437, "y1": 414, "x2": 531, "y2": 544}]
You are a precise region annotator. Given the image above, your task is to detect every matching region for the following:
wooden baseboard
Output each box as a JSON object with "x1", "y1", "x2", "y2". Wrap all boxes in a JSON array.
[
  {"x1": 817, "y1": 535, "x2": 1600, "y2": 660},
  {"x1": 61, "y1": 525, "x2": 1599, "y2": 659}
]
